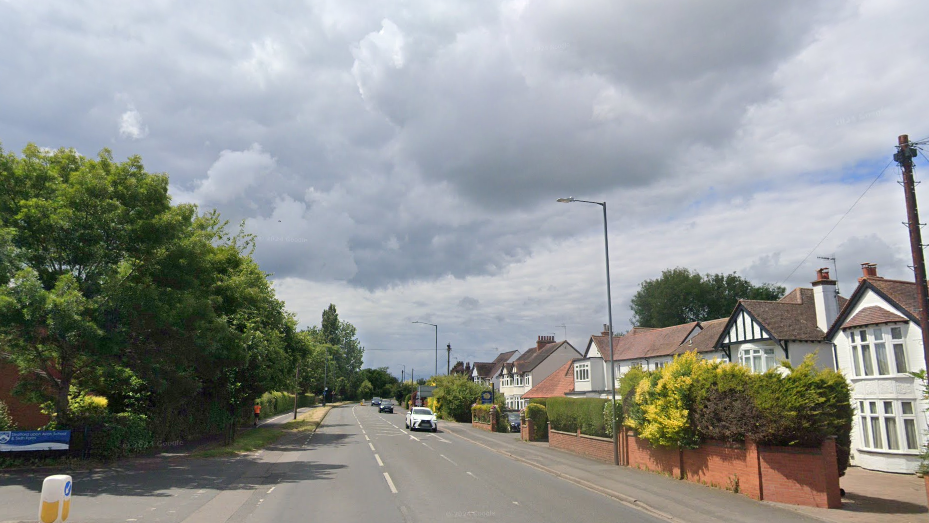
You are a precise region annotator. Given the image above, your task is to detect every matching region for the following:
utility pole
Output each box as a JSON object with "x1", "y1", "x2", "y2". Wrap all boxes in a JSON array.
[
  {"x1": 896, "y1": 134, "x2": 929, "y2": 374},
  {"x1": 447, "y1": 343, "x2": 452, "y2": 375},
  {"x1": 293, "y1": 365, "x2": 300, "y2": 420}
]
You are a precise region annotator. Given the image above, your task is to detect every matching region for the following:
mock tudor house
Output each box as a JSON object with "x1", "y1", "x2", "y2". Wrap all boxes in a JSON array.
[
  {"x1": 714, "y1": 269, "x2": 844, "y2": 373},
  {"x1": 497, "y1": 336, "x2": 581, "y2": 410},
  {"x1": 826, "y1": 263, "x2": 928, "y2": 473},
  {"x1": 470, "y1": 350, "x2": 519, "y2": 388}
]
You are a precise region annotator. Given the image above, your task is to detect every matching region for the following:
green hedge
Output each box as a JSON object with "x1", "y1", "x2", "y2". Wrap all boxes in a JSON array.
[
  {"x1": 256, "y1": 391, "x2": 315, "y2": 420},
  {"x1": 471, "y1": 404, "x2": 497, "y2": 425},
  {"x1": 547, "y1": 397, "x2": 610, "y2": 437},
  {"x1": 0, "y1": 400, "x2": 15, "y2": 431},
  {"x1": 525, "y1": 403, "x2": 548, "y2": 440},
  {"x1": 623, "y1": 352, "x2": 853, "y2": 476}
]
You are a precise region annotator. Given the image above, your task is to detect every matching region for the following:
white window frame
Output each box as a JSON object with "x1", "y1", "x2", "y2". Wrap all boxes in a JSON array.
[
  {"x1": 515, "y1": 374, "x2": 522, "y2": 386},
  {"x1": 739, "y1": 347, "x2": 777, "y2": 373},
  {"x1": 575, "y1": 362, "x2": 590, "y2": 382},
  {"x1": 525, "y1": 374, "x2": 531, "y2": 388},
  {"x1": 848, "y1": 325, "x2": 908, "y2": 377},
  {"x1": 858, "y1": 399, "x2": 919, "y2": 452}
]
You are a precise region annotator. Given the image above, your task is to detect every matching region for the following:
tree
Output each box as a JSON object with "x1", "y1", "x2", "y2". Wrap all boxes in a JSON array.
[
  {"x1": 310, "y1": 304, "x2": 364, "y2": 398},
  {"x1": 630, "y1": 267, "x2": 784, "y2": 328},
  {"x1": 357, "y1": 380, "x2": 374, "y2": 400}
]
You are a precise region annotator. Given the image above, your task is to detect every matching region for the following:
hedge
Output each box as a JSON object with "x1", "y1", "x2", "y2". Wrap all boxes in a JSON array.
[
  {"x1": 256, "y1": 391, "x2": 315, "y2": 420},
  {"x1": 623, "y1": 351, "x2": 853, "y2": 476},
  {"x1": 471, "y1": 404, "x2": 497, "y2": 425},
  {"x1": 524, "y1": 403, "x2": 548, "y2": 440},
  {"x1": 547, "y1": 397, "x2": 610, "y2": 437}
]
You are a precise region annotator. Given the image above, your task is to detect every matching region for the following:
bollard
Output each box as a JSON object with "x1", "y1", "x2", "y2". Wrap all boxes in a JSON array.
[{"x1": 39, "y1": 475, "x2": 71, "y2": 523}]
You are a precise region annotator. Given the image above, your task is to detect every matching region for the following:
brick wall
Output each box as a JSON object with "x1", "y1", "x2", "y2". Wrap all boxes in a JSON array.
[
  {"x1": 627, "y1": 431, "x2": 682, "y2": 478},
  {"x1": 0, "y1": 361, "x2": 49, "y2": 429},
  {"x1": 549, "y1": 425, "x2": 614, "y2": 463},
  {"x1": 682, "y1": 439, "x2": 762, "y2": 500},
  {"x1": 472, "y1": 420, "x2": 493, "y2": 432},
  {"x1": 758, "y1": 437, "x2": 840, "y2": 508}
]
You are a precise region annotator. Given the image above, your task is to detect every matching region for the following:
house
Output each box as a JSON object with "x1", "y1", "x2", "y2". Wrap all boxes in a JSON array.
[
  {"x1": 523, "y1": 360, "x2": 576, "y2": 400},
  {"x1": 497, "y1": 336, "x2": 581, "y2": 410},
  {"x1": 450, "y1": 361, "x2": 472, "y2": 377},
  {"x1": 470, "y1": 350, "x2": 519, "y2": 387},
  {"x1": 714, "y1": 268, "x2": 844, "y2": 373},
  {"x1": 826, "y1": 263, "x2": 928, "y2": 473}
]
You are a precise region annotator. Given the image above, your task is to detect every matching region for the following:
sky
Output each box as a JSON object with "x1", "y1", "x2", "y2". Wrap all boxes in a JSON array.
[{"x1": 3, "y1": 0, "x2": 929, "y2": 380}]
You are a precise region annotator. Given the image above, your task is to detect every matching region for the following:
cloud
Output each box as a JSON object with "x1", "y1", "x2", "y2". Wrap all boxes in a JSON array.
[
  {"x1": 173, "y1": 144, "x2": 276, "y2": 205},
  {"x1": 118, "y1": 105, "x2": 148, "y2": 140}
]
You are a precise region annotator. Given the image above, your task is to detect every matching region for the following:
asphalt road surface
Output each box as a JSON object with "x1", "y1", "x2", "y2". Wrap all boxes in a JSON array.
[{"x1": 0, "y1": 405, "x2": 665, "y2": 523}]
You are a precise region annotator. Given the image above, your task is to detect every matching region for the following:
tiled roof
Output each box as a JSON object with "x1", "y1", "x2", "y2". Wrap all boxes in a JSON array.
[
  {"x1": 471, "y1": 362, "x2": 495, "y2": 378},
  {"x1": 827, "y1": 277, "x2": 920, "y2": 339},
  {"x1": 739, "y1": 288, "x2": 824, "y2": 341},
  {"x1": 523, "y1": 360, "x2": 575, "y2": 399},
  {"x1": 673, "y1": 318, "x2": 728, "y2": 355},
  {"x1": 600, "y1": 322, "x2": 700, "y2": 362},
  {"x1": 511, "y1": 341, "x2": 577, "y2": 373},
  {"x1": 842, "y1": 305, "x2": 908, "y2": 329},
  {"x1": 489, "y1": 350, "x2": 519, "y2": 378},
  {"x1": 868, "y1": 279, "x2": 921, "y2": 319}
]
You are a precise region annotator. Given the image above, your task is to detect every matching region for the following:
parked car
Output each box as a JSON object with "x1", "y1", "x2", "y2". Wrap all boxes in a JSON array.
[
  {"x1": 379, "y1": 400, "x2": 394, "y2": 413},
  {"x1": 406, "y1": 407, "x2": 437, "y2": 432},
  {"x1": 506, "y1": 411, "x2": 521, "y2": 432},
  {"x1": 371, "y1": 397, "x2": 381, "y2": 406}
]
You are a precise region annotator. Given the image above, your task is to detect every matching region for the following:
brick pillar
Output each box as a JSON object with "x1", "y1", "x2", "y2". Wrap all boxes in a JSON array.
[
  {"x1": 490, "y1": 406, "x2": 497, "y2": 432},
  {"x1": 821, "y1": 436, "x2": 842, "y2": 508},
  {"x1": 525, "y1": 419, "x2": 534, "y2": 441}
]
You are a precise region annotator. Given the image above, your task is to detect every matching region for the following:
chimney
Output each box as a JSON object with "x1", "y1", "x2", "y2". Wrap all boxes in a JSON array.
[
  {"x1": 812, "y1": 267, "x2": 839, "y2": 332},
  {"x1": 601, "y1": 324, "x2": 610, "y2": 336},
  {"x1": 858, "y1": 262, "x2": 880, "y2": 283},
  {"x1": 536, "y1": 335, "x2": 555, "y2": 351}
]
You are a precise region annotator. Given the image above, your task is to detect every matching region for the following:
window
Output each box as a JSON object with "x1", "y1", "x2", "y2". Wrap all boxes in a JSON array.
[
  {"x1": 848, "y1": 325, "x2": 908, "y2": 377},
  {"x1": 858, "y1": 400, "x2": 919, "y2": 452},
  {"x1": 575, "y1": 362, "x2": 590, "y2": 382},
  {"x1": 514, "y1": 374, "x2": 522, "y2": 386},
  {"x1": 525, "y1": 374, "x2": 531, "y2": 387},
  {"x1": 654, "y1": 361, "x2": 666, "y2": 370},
  {"x1": 739, "y1": 347, "x2": 776, "y2": 373}
]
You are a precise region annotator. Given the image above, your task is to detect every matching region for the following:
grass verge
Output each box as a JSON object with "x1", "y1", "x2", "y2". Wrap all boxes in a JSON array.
[{"x1": 192, "y1": 405, "x2": 334, "y2": 458}]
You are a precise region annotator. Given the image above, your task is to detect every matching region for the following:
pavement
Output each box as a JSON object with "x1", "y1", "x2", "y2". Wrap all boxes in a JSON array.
[{"x1": 438, "y1": 421, "x2": 929, "y2": 523}]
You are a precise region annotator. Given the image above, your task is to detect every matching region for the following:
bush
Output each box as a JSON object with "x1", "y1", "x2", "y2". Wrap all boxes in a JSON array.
[
  {"x1": 525, "y1": 403, "x2": 548, "y2": 440},
  {"x1": 255, "y1": 391, "x2": 315, "y2": 421},
  {"x1": 603, "y1": 400, "x2": 621, "y2": 438},
  {"x1": 79, "y1": 412, "x2": 154, "y2": 460},
  {"x1": 430, "y1": 375, "x2": 490, "y2": 422},
  {"x1": 471, "y1": 404, "x2": 496, "y2": 424},
  {"x1": 547, "y1": 397, "x2": 610, "y2": 437},
  {"x1": 0, "y1": 400, "x2": 15, "y2": 431}
]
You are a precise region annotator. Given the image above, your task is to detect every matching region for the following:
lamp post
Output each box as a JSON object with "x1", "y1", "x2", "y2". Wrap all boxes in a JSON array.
[
  {"x1": 401, "y1": 364, "x2": 406, "y2": 383},
  {"x1": 322, "y1": 344, "x2": 329, "y2": 406},
  {"x1": 412, "y1": 321, "x2": 438, "y2": 377},
  {"x1": 558, "y1": 196, "x2": 618, "y2": 466},
  {"x1": 446, "y1": 343, "x2": 452, "y2": 375}
]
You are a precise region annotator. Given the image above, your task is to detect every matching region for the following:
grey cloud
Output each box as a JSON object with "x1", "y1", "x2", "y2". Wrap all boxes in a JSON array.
[{"x1": 458, "y1": 296, "x2": 480, "y2": 310}]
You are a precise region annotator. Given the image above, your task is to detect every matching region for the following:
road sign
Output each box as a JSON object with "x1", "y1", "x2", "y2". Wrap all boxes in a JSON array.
[
  {"x1": 480, "y1": 391, "x2": 493, "y2": 405},
  {"x1": 417, "y1": 386, "x2": 436, "y2": 398}
]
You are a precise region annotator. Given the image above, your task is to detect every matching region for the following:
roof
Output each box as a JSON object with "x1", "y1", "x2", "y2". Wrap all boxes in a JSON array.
[
  {"x1": 471, "y1": 362, "x2": 495, "y2": 378},
  {"x1": 826, "y1": 277, "x2": 922, "y2": 339},
  {"x1": 503, "y1": 341, "x2": 579, "y2": 374},
  {"x1": 605, "y1": 322, "x2": 700, "y2": 361},
  {"x1": 523, "y1": 360, "x2": 575, "y2": 399},
  {"x1": 737, "y1": 288, "x2": 825, "y2": 342},
  {"x1": 673, "y1": 318, "x2": 728, "y2": 355},
  {"x1": 842, "y1": 305, "x2": 909, "y2": 329}
]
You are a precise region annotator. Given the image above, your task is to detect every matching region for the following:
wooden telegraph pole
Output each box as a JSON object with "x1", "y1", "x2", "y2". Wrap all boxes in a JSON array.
[{"x1": 895, "y1": 134, "x2": 929, "y2": 373}]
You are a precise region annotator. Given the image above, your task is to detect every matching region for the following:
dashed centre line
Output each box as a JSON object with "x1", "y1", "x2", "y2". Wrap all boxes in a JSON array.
[
  {"x1": 440, "y1": 454, "x2": 458, "y2": 466},
  {"x1": 375, "y1": 454, "x2": 384, "y2": 467},
  {"x1": 369, "y1": 442, "x2": 376, "y2": 451},
  {"x1": 383, "y1": 472, "x2": 398, "y2": 494}
]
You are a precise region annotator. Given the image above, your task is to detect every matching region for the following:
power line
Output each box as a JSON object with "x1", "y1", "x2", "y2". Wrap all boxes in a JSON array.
[{"x1": 778, "y1": 159, "x2": 894, "y2": 286}]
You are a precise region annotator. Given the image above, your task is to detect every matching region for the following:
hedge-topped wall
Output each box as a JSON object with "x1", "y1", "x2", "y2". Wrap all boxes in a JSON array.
[{"x1": 621, "y1": 352, "x2": 852, "y2": 476}]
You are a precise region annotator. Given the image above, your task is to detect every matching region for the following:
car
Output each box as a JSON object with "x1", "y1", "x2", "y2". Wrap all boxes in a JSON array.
[
  {"x1": 506, "y1": 411, "x2": 521, "y2": 432},
  {"x1": 371, "y1": 397, "x2": 381, "y2": 407},
  {"x1": 378, "y1": 400, "x2": 394, "y2": 413},
  {"x1": 406, "y1": 407, "x2": 437, "y2": 432}
]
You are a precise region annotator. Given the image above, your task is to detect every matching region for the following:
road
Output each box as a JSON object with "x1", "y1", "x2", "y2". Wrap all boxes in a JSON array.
[{"x1": 0, "y1": 405, "x2": 665, "y2": 523}]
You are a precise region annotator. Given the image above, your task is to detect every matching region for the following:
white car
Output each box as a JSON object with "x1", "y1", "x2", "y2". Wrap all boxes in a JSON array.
[{"x1": 406, "y1": 407, "x2": 437, "y2": 432}]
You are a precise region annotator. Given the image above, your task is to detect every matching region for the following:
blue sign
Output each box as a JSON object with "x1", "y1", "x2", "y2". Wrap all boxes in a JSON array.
[
  {"x1": 64, "y1": 481, "x2": 72, "y2": 496},
  {"x1": 480, "y1": 391, "x2": 493, "y2": 405},
  {"x1": 0, "y1": 430, "x2": 71, "y2": 452}
]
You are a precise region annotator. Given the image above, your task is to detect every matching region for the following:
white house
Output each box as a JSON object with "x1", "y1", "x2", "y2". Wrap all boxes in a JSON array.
[
  {"x1": 497, "y1": 336, "x2": 581, "y2": 410},
  {"x1": 470, "y1": 350, "x2": 519, "y2": 388},
  {"x1": 826, "y1": 263, "x2": 928, "y2": 473},
  {"x1": 714, "y1": 269, "x2": 841, "y2": 373}
]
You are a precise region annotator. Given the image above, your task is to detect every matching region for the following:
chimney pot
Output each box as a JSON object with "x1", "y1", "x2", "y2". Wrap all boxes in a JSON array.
[
  {"x1": 859, "y1": 263, "x2": 879, "y2": 282},
  {"x1": 816, "y1": 267, "x2": 831, "y2": 281}
]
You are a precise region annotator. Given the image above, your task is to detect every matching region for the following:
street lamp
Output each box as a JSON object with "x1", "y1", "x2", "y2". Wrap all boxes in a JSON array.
[
  {"x1": 446, "y1": 343, "x2": 452, "y2": 375},
  {"x1": 401, "y1": 364, "x2": 406, "y2": 383},
  {"x1": 412, "y1": 321, "x2": 438, "y2": 377},
  {"x1": 558, "y1": 196, "x2": 618, "y2": 466}
]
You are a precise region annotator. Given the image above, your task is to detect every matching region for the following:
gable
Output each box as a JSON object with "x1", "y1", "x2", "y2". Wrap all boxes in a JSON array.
[
  {"x1": 585, "y1": 337, "x2": 603, "y2": 359},
  {"x1": 826, "y1": 279, "x2": 921, "y2": 339},
  {"x1": 718, "y1": 308, "x2": 774, "y2": 346}
]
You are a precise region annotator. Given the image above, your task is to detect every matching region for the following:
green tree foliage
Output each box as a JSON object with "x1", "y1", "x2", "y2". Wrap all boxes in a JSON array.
[
  {"x1": 630, "y1": 267, "x2": 785, "y2": 327},
  {"x1": 309, "y1": 304, "x2": 364, "y2": 398},
  {"x1": 429, "y1": 374, "x2": 490, "y2": 422},
  {"x1": 0, "y1": 400, "x2": 15, "y2": 430},
  {"x1": 357, "y1": 380, "x2": 374, "y2": 399},
  {"x1": 355, "y1": 367, "x2": 399, "y2": 399}
]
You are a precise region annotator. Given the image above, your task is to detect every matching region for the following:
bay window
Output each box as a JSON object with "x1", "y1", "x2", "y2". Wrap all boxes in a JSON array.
[{"x1": 848, "y1": 325, "x2": 908, "y2": 377}]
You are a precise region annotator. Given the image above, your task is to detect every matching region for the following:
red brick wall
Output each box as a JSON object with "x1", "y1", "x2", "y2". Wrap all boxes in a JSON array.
[
  {"x1": 472, "y1": 420, "x2": 493, "y2": 432},
  {"x1": 549, "y1": 427, "x2": 614, "y2": 463},
  {"x1": 758, "y1": 437, "x2": 841, "y2": 508},
  {"x1": 0, "y1": 361, "x2": 50, "y2": 429},
  {"x1": 682, "y1": 440, "x2": 762, "y2": 500},
  {"x1": 627, "y1": 432, "x2": 682, "y2": 478}
]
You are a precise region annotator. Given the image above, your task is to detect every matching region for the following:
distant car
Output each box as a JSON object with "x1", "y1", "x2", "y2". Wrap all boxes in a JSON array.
[
  {"x1": 506, "y1": 411, "x2": 521, "y2": 432},
  {"x1": 379, "y1": 400, "x2": 394, "y2": 413},
  {"x1": 371, "y1": 397, "x2": 381, "y2": 406},
  {"x1": 406, "y1": 407, "x2": 437, "y2": 432}
]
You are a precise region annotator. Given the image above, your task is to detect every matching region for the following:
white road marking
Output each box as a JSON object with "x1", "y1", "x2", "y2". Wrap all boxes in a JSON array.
[
  {"x1": 431, "y1": 434, "x2": 450, "y2": 443},
  {"x1": 383, "y1": 472, "x2": 398, "y2": 494},
  {"x1": 365, "y1": 435, "x2": 370, "y2": 441},
  {"x1": 440, "y1": 454, "x2": 458, "y2": 466},
  {"x1": 369, "y1": 442, "x2": 376, "y2": 451},
  {"x1": 422, "y1": 442, "x2": 434, "y2": 450},
  {"x1": 409, "y1": 434, "x2": 420, "y2": 441},
  {"x1": 375, "y1": 454, "x2": 384, "y2": 467},
  {"x1": 267, "y1": 487, "x2": 275, "y2": 494},
  {"x1": 466, "y1": 471, "x2": 478, "y2": 479},
  {"x1": 513, "y1": 501, "x2": 519, "y2": 505}
]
